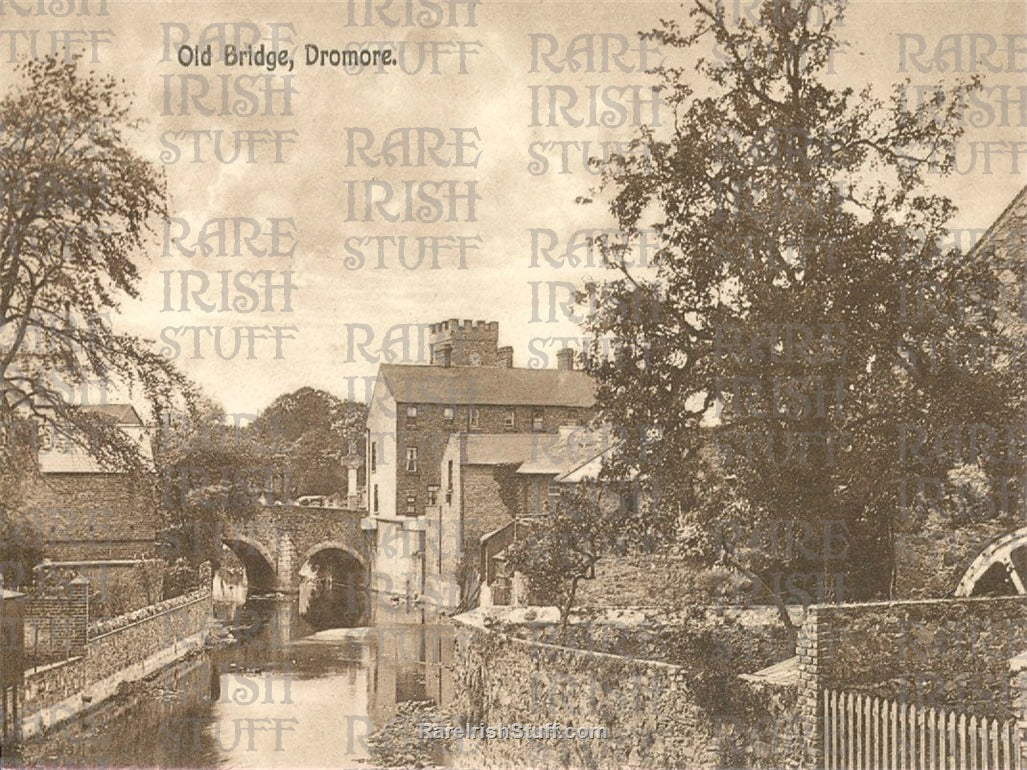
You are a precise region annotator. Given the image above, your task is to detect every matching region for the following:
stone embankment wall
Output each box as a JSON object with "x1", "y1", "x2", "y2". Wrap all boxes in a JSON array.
[
  {"x1": 20, "y1": 582, "x2": 212, "y2": 739},
  {"x1": 796, "y1": 595, "x2": 1027, "y2": 767},
  {"x1": 450, "y1": 608, "x2": 802, "y2": 769}
]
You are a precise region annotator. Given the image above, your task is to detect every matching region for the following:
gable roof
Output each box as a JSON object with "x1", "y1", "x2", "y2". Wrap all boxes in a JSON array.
[
  {"x1": 377, "y1": 364, "x2": 595, "y2": 408},
  {"x1": 79, "y1": 404, "x2": 144, "y2": 426},
  {"x1": 968, "y1": 184, "x2": 1027, "y2": 260},
  {"x1": 38, "y1": 403, "x2": 150, "y2": 473}
]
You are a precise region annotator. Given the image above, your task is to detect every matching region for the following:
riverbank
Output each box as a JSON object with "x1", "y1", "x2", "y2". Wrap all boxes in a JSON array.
[
  {"x1": 8, "y1": 595, "x2": 457, "y2": 769},
  {"x1": 19, "y1": 581, "x2": 214, "y2": 741}
]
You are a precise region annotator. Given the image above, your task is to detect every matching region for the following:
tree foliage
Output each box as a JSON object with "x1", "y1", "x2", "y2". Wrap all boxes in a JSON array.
[
  {"x1": 154, "y1": 398, "x2": 268, "y2": 564},
  {"x1": 506, "y1": 481, "x2": 635, "y2": 640},
  {"x1": 249, "y1": 387, "x2": 366, "y2": 499},
  {"x1": 583, "y1": 0, "x2": 1022, "y2": 606},
  {"x1": 0, "y1": 56, "x2": 191, "y2": 476}
]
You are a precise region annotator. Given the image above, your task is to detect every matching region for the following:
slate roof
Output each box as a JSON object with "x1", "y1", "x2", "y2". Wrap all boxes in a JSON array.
[
  {"x1": 462, "y1": 434, "x2": 543, "y2": 465},
  {"x1": 517, "y1": 426, "x2": 619, "y2": 477},
  {"x1": 378, "y1": 364, "x2": 595, "y2": 408},
  {"x1": 447, "y1": 427, "x2": 621, "y2": 479},
  {"x1": 968, "y1": 183, "x2": 1027, "y2": 259},
  {"x1": 79, "y1": 404, "x2": 144, "y2": 425},
  {"x1": 38, "y1": 403, "x2": 150, "y2": 473}
]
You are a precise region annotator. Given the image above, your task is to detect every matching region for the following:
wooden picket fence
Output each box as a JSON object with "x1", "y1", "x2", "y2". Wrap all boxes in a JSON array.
[{"x1": 822, "y1": 688, "x2": 1022, "y2": 770}]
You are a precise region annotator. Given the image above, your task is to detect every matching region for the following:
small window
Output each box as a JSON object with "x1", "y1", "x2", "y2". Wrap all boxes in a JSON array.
[
  {"x1": 469, "y1": 407, "x2": 479, "y2": 429},
  {"x1": 504, "y1": 411, "x2": 515, "y2": 430},
  {"x1": 447, "y1": 459, "x2": 454, "y2": 489},
  {"x1": 37, "y1": 423, "x2": 53, "y2": 451},
  {"x1": 407, "y1": 406, "x2": 418, "y2": 418},
  {"x1": 406, "y1": 447, "x2": 418, "y2": 472},
  {"x1": 371, "y1": 441, "x2": 377, "y2": 472},
  {"x1": 373, "y1": 485, "x2": 379, "y2": 513},
  {"x1": 624, "y1": 488, "x2": 638, "y2": 515},
  {"x1": 444, "y1": 407, "x2": 454, "y2": 421},
  {"x1": 532, "y1": 415, "x2": 544, "y2": 432},
  {"x1": 406, "y1": 495, "x2": 417, "y2": 515},
  {"x1": 427, "y1": 485, "x2": 439, "y2": 506}
]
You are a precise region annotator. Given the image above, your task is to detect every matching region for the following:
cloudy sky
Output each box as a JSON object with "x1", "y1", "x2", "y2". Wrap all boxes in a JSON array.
[{"x1": 2, "y1": 0, "x2": 1023, "y2": 415}]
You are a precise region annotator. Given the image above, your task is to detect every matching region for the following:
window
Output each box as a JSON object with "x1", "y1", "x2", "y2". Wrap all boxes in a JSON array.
[
  {"x1": 624, "y1": 487, "x2": 638, "y2": 515},
  {"x1": 406, "y1": 447, "x2": 418, "y2": 472},
  {"x1": 504, "y1": 410, "x2": 515, "y2": 430},
  {"x1": 447, "y1": 460, "x2": 454, "y2": 489},
  {"x1": 37, "y1": 423, "x2": 53, "y2": 451},
  {"x1": 427, "y1": 485, "x2": 439, "y2": 506},
  {"x1": 443, "y1": 407, "x2": 454, "y2": 422},
  {"x1": 373, "y1": 485, "x2": 379, "y2": 513},
  {"x1": 469, "y1": 407, "x2": 479, "y2": 429},
  {"x1": 371, "y1": 441, "x2": 377, "y2": 472},
  {"x1": 406, "y1": 495, "x2": 417, "y2": 515},
  {"x1": 532, "y1": 414, "x2": 544, "y2": 432},
  {"x1": 406, "y1": 405, "x2": 418, "y2": 418},
  {"x1": 547, "y1": 480, "x2": 561, "y2": 505}
]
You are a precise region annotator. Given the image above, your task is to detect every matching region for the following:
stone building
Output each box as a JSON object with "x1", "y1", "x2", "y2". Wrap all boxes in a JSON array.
[
  {"x1": 18, "y1": 404, "x2": 158, "y2": 562},
  {"x1": 362, "y1": 319, "x2": 595, "y2": 600},
  {"x1": 424, "y1": 425, "x2": 626, "y2": 607}
]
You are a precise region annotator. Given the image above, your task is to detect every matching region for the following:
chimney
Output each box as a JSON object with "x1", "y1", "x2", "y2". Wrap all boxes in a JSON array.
[
  {"x1": 556, "y1": 348, "x2": 575, "y2": 371},
  {"x1": 496, "y1": 346, "x2": 513, "y2": 368}
]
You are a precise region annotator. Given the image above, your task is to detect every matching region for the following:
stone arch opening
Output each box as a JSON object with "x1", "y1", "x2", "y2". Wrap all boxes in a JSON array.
[
  {"x1": 223, "y1": 536, "x2": 277, "y2": 593},
  {"x1": 954, "y1": 526, "x2": 1027, "y2": 597},
  {"x1": 299, "y1": 542, "x2": 369, "y2": 629}
]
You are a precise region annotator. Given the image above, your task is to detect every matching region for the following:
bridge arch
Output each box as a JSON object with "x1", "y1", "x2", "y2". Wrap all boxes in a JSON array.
[
  {"x1": 955, "y1": 526, "x2": 1027, "y2": 596},
  {"x1": 300, "y1": 540, "x2": 367, "y2": 574},
  {"x1": 223, "y1": 535, "x2": 278, "y2": 593},
  {"x1": 298, "y1": 540, "x2": 369, "y2": 628}
]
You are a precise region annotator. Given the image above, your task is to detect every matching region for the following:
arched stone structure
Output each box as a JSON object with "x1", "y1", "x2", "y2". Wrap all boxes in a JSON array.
[
  {"x1": 222, "y1": 535, "x2": 279, "y2": 592},
  {"x1": 954, "y1": 526, "x2": 1027, "y2": 596},
  {"x1": 300, "y1": 540, "x2": 367, "y2": 573},
  {"x1": 221, "y1": 506, "x2": 373, "y2": 593},
  {"x1": 298, "y1": 542, "x2": 370, "y2": 628}
]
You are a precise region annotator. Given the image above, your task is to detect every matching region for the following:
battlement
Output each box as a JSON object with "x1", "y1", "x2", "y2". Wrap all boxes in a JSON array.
[
  {"x1": 429, "y1": 319, "x2": 499, "y2": 335},
  {"x1": 429, "y1": 319, "x2": 500, "y2": 367}
]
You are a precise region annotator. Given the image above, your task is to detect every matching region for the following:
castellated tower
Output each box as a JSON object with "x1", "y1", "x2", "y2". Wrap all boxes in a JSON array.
[{"x1": 428, "y1": 319, "x2": 500, "y2": 367}]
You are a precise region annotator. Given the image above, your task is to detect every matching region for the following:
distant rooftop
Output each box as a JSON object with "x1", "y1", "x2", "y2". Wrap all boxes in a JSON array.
[
  {"x1": 79, "y1": 404, "x2": 144, "y2": 426},
  {"x1": 447, "y1": 426, "x2": 622, "y2": 480},
  {"x1": 38, "y1": 403, "x2": 150, "y2": 474},
  {"x1": 378, "y1": 364, "x2": 595, "y2": 408}
]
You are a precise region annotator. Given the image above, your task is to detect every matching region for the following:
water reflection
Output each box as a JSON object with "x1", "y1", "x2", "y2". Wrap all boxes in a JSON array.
[{"x1": 15, "y1": 584, "x2": 456, "y2": 769}]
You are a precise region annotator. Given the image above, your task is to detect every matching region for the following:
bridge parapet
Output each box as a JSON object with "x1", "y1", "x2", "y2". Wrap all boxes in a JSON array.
[{"x1": 223, "y1": 505, "x2": 373, "y2": 593}]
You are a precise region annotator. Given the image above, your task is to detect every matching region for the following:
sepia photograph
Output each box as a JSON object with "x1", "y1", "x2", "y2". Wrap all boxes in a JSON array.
[{"x1": 0, "y1": 0, "x2": 1024, "y2": 767}]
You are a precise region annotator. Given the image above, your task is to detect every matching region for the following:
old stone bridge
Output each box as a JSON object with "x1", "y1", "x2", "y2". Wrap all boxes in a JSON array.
[{"x1": 222, "y1": 505, "x2": 373, "y2": 593}]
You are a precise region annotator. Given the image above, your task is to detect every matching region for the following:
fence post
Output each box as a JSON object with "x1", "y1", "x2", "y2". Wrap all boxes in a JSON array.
[
  {"x1": 797, "y1": 605, "x2": 835, "y2": 768},
  {"x1": 1010, "y1": 651, "x2": 1027, "y2": 769},
  {"x1": 68, "y1": 575, "x2": 89, "y2": 654}
]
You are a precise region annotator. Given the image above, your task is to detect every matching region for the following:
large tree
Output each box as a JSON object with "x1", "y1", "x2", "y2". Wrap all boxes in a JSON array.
[
  {"x1": 154, "y1": 398, "x2": 268, "y2": 565},
  {"x1": 249, "y1": 387, "x2": 367, "y2": 500},
  {"x1": 0, "y1": 55, "x2": 190, "y2": 477},
  {"x1": 583, "y1": 0, "x2": 1022, "y2": 610}
]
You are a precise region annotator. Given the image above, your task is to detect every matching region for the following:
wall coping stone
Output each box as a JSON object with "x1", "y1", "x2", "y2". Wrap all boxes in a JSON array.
[{"x1": 88, "y1": 587, "x2": 210, "y2": 639}]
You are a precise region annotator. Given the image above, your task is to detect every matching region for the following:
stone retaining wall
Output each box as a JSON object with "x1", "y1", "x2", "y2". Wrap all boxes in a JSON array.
[
  {"x1": 20, "y1": 583, "x2": 212, "y2": 739},
  {"x1": 796, "y1": 595, "x2": 1027, "y2": 766},
  {"x1": 451, "y1": 618, "x2": 720, "y2": 769}
]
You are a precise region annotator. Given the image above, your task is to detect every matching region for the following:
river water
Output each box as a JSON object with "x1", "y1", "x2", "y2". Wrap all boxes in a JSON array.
[{"x1": 14, "y1": 586, "x2": 457, "y2": 769}]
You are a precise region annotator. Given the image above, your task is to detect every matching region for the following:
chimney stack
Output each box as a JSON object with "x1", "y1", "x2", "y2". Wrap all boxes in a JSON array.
[
  {"x1": 556, "y1": 348, "x2": 575, "y2": 371},
  {"x1": 496, "y1": 346, "x2": 513, "y2": 368}
]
